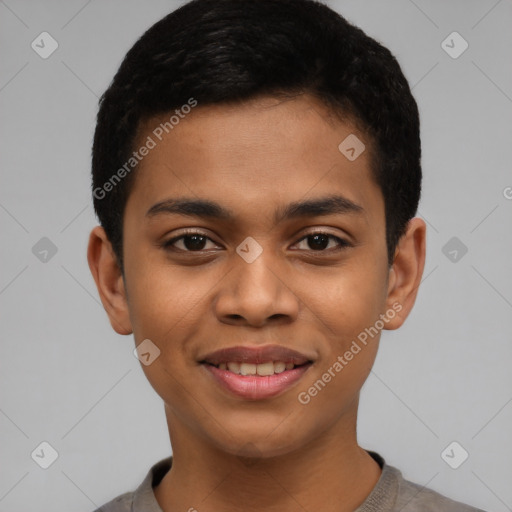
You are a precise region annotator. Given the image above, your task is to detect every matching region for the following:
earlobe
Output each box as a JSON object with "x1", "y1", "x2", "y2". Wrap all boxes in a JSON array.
[
  {"x1": 384, "y1": 217, "x2": 426, "y2": 330},
  {"x1": 87, "y1": 226, "x2": 133, "y2": 335}
]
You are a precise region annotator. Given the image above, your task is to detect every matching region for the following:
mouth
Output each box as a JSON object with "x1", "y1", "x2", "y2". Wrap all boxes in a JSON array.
[
  {"x1": 199, "y1": 345, "x2": 314, "y2": 400},
  {"x1": 204, "y1": 360, "x2": 309, "y2": 376}
]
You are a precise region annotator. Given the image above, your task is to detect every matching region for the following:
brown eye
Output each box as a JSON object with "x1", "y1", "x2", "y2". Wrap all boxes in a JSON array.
[
  {"x1": 294, "y1": 232, "x2": 350, "y2": 252},
  {"x1": 307, "y1": 234, "x2": 330, "y2": 250},
  {"x1": 163, "y1": 232, "x2": 218, "y2": 252},
  {"x1": 179, "y1": 234, "x2": 208, "y2": 251}
]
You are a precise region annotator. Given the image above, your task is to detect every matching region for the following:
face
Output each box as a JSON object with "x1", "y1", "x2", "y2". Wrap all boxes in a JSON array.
[{"x1": 88, "y1": 94, "x2": 425, "y2": 459}]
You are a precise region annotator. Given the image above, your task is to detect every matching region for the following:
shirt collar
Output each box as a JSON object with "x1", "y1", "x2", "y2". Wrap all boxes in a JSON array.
[{"x1": 131, "y1": 451, "x2": 401, "y2": 512}]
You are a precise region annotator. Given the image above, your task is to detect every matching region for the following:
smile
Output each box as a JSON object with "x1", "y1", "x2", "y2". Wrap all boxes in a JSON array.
[
  {"x1": 212, "y1": 361, "x2": 299, "y2": 376},
  {"x1": 199, "y1": 344, "x2": 315, "y2": 400}
]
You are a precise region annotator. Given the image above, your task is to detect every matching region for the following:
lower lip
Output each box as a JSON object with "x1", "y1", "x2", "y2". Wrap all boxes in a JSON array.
[{"x1": 203, "y1": 363, "x2": 312, "y2": 400}]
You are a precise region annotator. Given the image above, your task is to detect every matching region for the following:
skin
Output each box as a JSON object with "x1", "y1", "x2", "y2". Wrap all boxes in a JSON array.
[{"x1": 88, "y1": 94, "x2": 426, "y2": 512}]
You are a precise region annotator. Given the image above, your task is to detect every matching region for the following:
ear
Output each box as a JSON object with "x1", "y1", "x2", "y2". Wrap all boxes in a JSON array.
[
  {"x1": 87, "y1": 225, "x2": 133, "y2": 335},
  {"x1": 384, "y1": 217, "x2": 426, "y2": 330}
]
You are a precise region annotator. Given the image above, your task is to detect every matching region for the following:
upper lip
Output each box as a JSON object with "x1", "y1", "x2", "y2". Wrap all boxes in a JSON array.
[{"x1": 200, "y1": 344, "x2": 315, "y2": 366}]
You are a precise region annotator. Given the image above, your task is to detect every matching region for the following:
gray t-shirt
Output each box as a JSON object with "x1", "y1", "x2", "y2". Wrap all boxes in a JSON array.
[{"x1": 93, "y1": 451, "x2": 486, "y2": 512}]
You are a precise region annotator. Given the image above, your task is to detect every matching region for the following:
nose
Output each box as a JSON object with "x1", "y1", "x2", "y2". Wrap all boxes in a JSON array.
[{"x1": 213, "y1": 250, "x2": 300, "y2": 327}]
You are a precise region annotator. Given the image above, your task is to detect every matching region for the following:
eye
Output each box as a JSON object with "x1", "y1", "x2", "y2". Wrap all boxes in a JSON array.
[
  {"x1": 163, "y1": 231, "x2": 220, "y2": 252},
  {"x1": 161, "y1": 230, "x2": 351, "y2": 254},
  {"x1": 293, "y1": 232, "x2": 351, "y2": 252}
]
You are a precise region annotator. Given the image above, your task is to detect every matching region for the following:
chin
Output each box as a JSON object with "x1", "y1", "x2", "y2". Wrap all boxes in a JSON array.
[
  {"x1": 207, "y1": 422, "x2": 309, "y2": 461},
  {"x1": 226, "y1": 439, "x2": 301, "y2": 460}
]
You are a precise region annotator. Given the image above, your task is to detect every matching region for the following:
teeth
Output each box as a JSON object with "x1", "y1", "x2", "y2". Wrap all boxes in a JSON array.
[
  {"x1": 227, "y1": 362, "x2": 240, "y2": 373},
  {"x1": 256, "y1": 362, "x2": 274, "y2": 376},
  {"x1": 240, "y1": 363, "x2": 257, "y2": 375},
  {"x1": 217, "y1": 361, "x2": 298, "y2": 376},
  {"x1": 274, "y1": 362, "x2": 286, "y2": 373}
]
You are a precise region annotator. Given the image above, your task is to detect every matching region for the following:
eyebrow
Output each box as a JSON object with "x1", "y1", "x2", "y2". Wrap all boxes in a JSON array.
[{"x1": 145, "y1": 195, "x2": 364, "y2": 224}]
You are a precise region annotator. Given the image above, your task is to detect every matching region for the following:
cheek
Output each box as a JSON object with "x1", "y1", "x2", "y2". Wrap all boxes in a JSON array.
[
  {"x1": 125, "y1": 263, "x2": 207, "y2": 418},
  {"x1": 291, "y1": 253, "x2": 387, "y2": 401},
  {"x1": 125, "y1": 253, "x2": 212, "y2": 340},
  {"x1": 123, "y1": 262, "x2": 210, "y2": 405},
  {"x1": 297, "y1": 258, "x2": 388, "y2": 344}
]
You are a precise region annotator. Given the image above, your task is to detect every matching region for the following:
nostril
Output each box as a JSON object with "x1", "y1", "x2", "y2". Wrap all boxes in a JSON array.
[
  {"x1": 269, "y1": 313, "x2": 287, "y2": 320},
  {"x1": 227, "y1": 314, "x2": 244, "y2": 320}
]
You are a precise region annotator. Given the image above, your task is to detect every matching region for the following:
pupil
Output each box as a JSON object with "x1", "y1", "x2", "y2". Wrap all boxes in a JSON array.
[
  {"x1": 309, "y1": 234, "x2": 329, "y2": 250},
  {"x1": 185, "y1": 235, "x2": 206, "y2": 251}
]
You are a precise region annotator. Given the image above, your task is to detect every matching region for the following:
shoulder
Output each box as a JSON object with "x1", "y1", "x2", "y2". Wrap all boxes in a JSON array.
[
  {"x1": 365, "y1": 452, "x2": 487, "y2": 512},
  {"x1": 395, "y1": 471, "x2": 487, "y2": 512},
  {"x1": 90, "y1": 456, "x2": 172, "y2": 512},
  {"x1": 92, "y1": 491, "x2": 134, "y2": 512}
]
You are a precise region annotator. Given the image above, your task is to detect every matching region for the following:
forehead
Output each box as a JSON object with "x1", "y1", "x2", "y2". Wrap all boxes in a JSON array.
[{"x1": 125, "y1": 95, "x2": 383, "y2": 227}]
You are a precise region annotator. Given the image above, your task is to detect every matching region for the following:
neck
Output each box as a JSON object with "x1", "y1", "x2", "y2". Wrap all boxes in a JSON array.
[{"x1": 154, "y1": 404, "x2": 382, "y2": 512}]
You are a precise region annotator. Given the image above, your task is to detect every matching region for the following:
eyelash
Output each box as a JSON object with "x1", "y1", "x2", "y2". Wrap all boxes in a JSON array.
[{"x1": 162, "y1": 230, "x2": 351, "y2": 253}]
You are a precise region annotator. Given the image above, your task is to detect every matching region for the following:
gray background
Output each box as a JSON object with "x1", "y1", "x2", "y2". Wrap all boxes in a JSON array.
[{"x1": 1, "y1": 0, "x2": 511, "y2": 511}]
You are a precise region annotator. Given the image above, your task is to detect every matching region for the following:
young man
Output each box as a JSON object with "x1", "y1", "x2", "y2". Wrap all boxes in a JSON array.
[{"x1": 87, "y1": 0, "x2": 485, "y2": 510}]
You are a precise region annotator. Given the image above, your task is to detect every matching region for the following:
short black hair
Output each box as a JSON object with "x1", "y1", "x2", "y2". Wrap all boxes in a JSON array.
[{"x1": 91, "y1": 0, "x2": 421, "y2": 274}]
